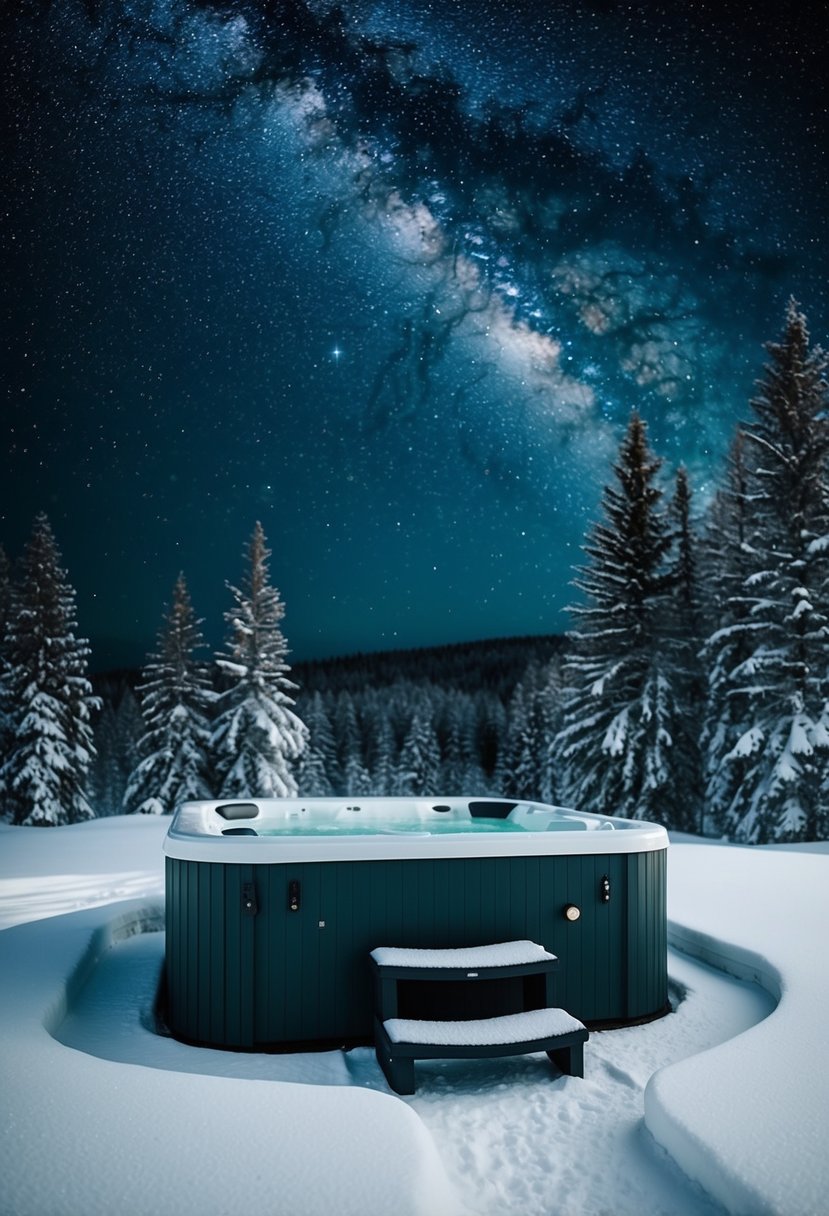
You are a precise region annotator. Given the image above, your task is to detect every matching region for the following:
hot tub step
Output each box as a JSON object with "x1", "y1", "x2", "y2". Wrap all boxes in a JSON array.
[
  {"x1": 386, "y1": 1005, "x2": 585, "y2": 1046},
  {"x1": 369, "y1": 939, "x2": 560, "y2": 1020},
  {"x1": 374, "y1": 1008, "x2": 588, "y2": 1095},
  {"x1": 370, "y1": 940, "x2": 557, "y2": 970}
]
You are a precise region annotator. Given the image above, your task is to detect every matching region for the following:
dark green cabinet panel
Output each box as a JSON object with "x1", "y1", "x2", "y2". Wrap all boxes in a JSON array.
[{"x1": 166, "y1": 849, "x2": 668, "y2": 1048}]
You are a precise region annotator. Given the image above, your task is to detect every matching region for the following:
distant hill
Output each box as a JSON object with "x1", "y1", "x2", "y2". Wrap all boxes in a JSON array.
[
  {"x1": 294, "y1": 634, "x2": 563, "y2": 700},
  {"x1": 92, "y1": 633, "x2": 564, "y2": 704}
]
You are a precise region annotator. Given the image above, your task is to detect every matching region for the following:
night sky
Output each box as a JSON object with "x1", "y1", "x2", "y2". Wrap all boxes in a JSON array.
[{"x1": 2, "y1": 0, "x2": 827, "y2": 671}]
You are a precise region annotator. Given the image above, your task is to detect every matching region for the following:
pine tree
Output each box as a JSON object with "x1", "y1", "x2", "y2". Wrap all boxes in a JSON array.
[
  {"x1": 556, "y1": 412, "x2": 687, "y2": 824},
  {"x1": 0, "y1": 545, "x2": 10, "y2": 651},
  {"x1": 367, "y1": 713, "x2": 396, "y2": 794},
  {"x1": 702, "y1": 302, "x2": 829, "y2": 842},
  {"x1": 124, "y1": 574, "x2": 215, "y2": 815},
  {"x1": 116, "y1": 688, "x2": 144, "y2": 780},
  {"x1": 476, "y1": 696, "x2": 506, "y2": 783},
  {"x1": 397, "y1": 708, "x2": 441, "y2": 796},
  {"x1": 90, "y1": 686, "x2": 146, "y2": 816},
  {"x1": 0, "y1": 514, "x2": 99, "y2": 826},
  {"x1": 537, "y1": 657, "x2": 562, "y2": 805},
  {"x1": 90, "y1": 700, "x2": 124, "y2": 816},
  {"x1": 438, "y1": 690, "x2": 476, "y2": 792},
  {"x1": 494, "y1": 678, "x2": 529, "y2": 795},
  {"x1": 0, "y1": 544, "x2": 13, "y2": 791},
  {"x1": 699, "y1": 431, "x2": 758, "y2": 835},
  {"x1": 334, "y1": 691, "x2": 363, "y2": 794},
  {"x1": 296, "y1": 691, "x2": 335, "y2": 796},
  {"x1": 211, "y1": 523, "x2": 307, "y2": 798},
  {"x1": 662, "y1": 466, "x2": 705, "y2": 831},
  {"x1": 515, "y1": 663, "x2": 562, "y2": 803},
  {"x1": 498, "y1": 673, "x2": 546, "y2": 800},
  {"x1": 343, "y1": 750, "x2": 374, "y2": 796}
]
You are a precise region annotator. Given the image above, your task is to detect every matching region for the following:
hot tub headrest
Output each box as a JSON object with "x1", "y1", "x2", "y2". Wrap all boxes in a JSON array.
[
  {"x1": 468, "y1": 800, "x2": 518, "y2": 820},
  {"x1": 215, "y1": 802, "x2": 260, "y2": 821}
]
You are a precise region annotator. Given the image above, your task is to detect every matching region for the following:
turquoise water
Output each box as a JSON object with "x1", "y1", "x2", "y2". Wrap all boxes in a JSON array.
[{"x1": 257, "y1": 817, "x2": 527, "y2": 836}]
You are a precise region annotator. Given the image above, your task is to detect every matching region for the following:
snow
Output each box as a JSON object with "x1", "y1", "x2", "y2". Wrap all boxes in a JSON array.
[
  {"x1": 645, "y1": 842, "x2": 829, "y2": 1216},
  {"x1": 0, "y1": 815, "x2": 165, "y2": 928},
  {"x1": 0, "y1": 834, "x2": 459, "y2": 1216},
  {"x1": 371, "y1": 940, "x2": 556, "y2": 968},
  {"x1": 385, "y1": 1007, "x2": 584, "y2": 1047},
  {"x1": 0, "y1": 816, "x2": 827, "y2": 1215}
]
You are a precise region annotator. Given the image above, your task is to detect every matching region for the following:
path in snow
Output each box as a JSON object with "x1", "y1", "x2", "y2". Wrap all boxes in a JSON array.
[
  {"x1": 55, "y1": 930, "x2": 353, "y2": 1087},
  {"x1": 57, "y1": 927, "x2": 771, "y2": 1216},
  {"x1": 347, "y1": 947, "x2": 770, "y2": 1216}
]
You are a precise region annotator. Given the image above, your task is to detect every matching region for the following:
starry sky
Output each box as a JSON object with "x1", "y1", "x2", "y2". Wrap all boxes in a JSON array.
[{"x1": 2, "y1": 0, "x2": 827, "y2": 670}]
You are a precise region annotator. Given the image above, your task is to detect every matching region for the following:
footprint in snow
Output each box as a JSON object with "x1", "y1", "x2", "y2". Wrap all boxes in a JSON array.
[{"x1": 602, "y1": 1061, "x2": 644, "y2": 1090}]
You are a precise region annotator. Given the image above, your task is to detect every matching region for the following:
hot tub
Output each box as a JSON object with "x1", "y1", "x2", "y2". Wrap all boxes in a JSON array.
[{"x1": 163, "y1": 797, "x2": 668, "y2": 1049}]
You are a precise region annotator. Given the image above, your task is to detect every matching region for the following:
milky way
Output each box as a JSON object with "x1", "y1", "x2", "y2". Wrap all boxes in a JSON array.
[{"x1": 2, "y1": 0, "x2": 826, "y2": 667}]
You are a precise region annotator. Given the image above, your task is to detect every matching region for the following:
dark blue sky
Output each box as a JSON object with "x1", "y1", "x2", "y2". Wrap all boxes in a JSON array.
[{"x1": 2, "y1": 0, "x2": 827, "y2": 670}]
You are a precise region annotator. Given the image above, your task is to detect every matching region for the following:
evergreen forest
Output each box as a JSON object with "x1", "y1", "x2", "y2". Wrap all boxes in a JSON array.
[{"x1": 2, "y1": 302, "x2": 827, "y2": 844}]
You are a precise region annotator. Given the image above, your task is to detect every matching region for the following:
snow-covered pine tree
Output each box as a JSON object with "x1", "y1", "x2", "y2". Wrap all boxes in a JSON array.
[
  {"x1": 396, "y1": 706, "x2": 441, "y2": 796},
  {"x1": 116, "y1": 687, "x2": 144, "y2": 778},
  {"x1": 0, "y1": 514, "x2": 99, "y2": 826},
  {"x1": 90, "y1": 686, "x2": 146, "y2": 816},
  {"x1": 343, "y1": 749, "x2": 374, "y2": 796},
  {"x1": 438, "y1": 690, "x2": 477, "y2": 792},
  {"x1": 124, "y1": 574, "x2": 215, "y2": 815},
  {"x1": 498, "y1": 660, "x2": 561, "y2": 802},
  {"x1": 537, "y1": 657, "x2": 562, "y2": 806},
  {"x1": 0, "y1": 544, "x2": 10, "y2": 651},
  {"x1": 661, "y1": 466, "x2": 705, "y2": 831},
  {"x1": 295, "y1": 691, "x2": 335, "y2": 796},
  {"x1": 91, "y1": 700, "x2": 124, "y2": 816},
  {"x1": 525, "y1": 663, "x2": 560, "y2": 803},
  {"x1": 556, "y1": 412, "x2": 688, "y2": 825},
  {"x1": 211, "y1": 523, "x2": 307, "y2": 798},
  {"x1": 334, "y1": 691, "x2": 363, "y2": 794},
  {"x1": 702, "y1": 302, "x2": 829, "y2": 842},
  {"x1": 0, "y1": 544, "x2": 12, "y2": 792},
  {"x1": 494, "y1": 677, "x2": 529, "y2": 795},
  {"x1": 698, "y1": 431, "x2": 759, "y2": 835},
  {"x1": 476, "y1": 696, "x2": 506, "y2": 785},
  {"x1": 339, "y1": 689, "x2": 373, "y2": 795},
  {"x1": 367, "y1": 713, "x2": 396, "y2": 794}
]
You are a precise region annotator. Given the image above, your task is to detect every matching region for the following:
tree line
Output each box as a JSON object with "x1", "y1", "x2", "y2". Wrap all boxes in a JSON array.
[
  {"x1": 557, "y1": 300, "x2": 829, "y2": 843},
  {"x1": 89, "y1": 641, "x2": 562, "y2": 820},
  {"x1": 2, "y1": 301, "x2": 827, "y2": 842}
]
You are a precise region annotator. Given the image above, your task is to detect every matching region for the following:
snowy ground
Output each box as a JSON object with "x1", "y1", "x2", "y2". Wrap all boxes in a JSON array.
[{"x1": 0, "y1": 818, "x2": 826, "y2": 1216}]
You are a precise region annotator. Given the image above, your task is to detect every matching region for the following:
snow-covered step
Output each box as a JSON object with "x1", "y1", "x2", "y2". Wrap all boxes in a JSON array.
[
  {"x1": 370, "y1": 940, "x2": 560, "y2": 1022},
  {"x1": 385, "y1": 1006, "x2": 585, "y2": 1047},
  {"x1": 370, "y1": 940, "x2": 557, "y2": 970},
  {"x1": 375, "y1": 1006, "x2": 588, "y2": 1095},
  {"x1": 370, "y1": 939, "x2": 581, "y2": 1094}
]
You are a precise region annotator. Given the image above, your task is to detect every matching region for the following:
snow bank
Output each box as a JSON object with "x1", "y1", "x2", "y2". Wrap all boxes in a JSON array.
[
  {"x1": 0, "y1": 816, "x2": 167, "y2": 929},
  {"x1": 645, "y1": 843, "x2": 829, "y2": 1216},
  {"x1": 4, "y1": 818, "x2": 823, "y2": 1216},
  {"x1": 0, "y1": 895, "x2": 462, "y2": 1216}
]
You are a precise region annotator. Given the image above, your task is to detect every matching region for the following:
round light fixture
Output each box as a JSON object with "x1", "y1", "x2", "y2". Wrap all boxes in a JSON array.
[{"x1": 564, "y1": 904, "x2": 581, "y2": 922}]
